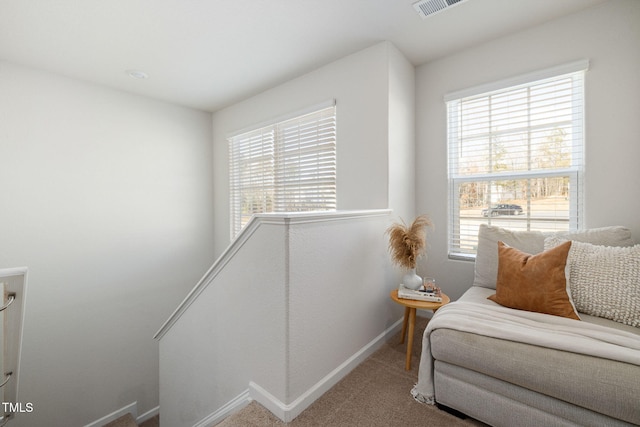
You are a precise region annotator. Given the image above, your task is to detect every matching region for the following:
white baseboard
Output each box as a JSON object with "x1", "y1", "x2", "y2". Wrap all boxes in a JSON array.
[
  {"x1": 84, "y1": 401, "x2": 137, "y2": 427},
  {"x1": 250, "y1": 318, "x2": 403, "y2": 422},
  {"x1": 137, "y1": 405, "x2": 159, "y2": 424},
  {"x1": 248, "y1": 382, "x2": 289, "y2": 421},
  {"x1": 193, "y1": 389, "x2": 251, "y2": 427}
]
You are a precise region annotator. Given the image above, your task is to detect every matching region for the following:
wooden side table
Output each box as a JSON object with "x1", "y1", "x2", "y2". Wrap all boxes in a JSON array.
[{"x1": 390, "y1": 289, "x2": 450, "y2": 370}]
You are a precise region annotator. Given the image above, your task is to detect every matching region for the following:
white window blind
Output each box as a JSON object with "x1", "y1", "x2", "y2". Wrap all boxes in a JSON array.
[
  {"x1": 229, "y1": 105, "x2": 336, "y2": 238},
  {"x1": 447, "y1": 64, "x2": 586, "y2": 258}
]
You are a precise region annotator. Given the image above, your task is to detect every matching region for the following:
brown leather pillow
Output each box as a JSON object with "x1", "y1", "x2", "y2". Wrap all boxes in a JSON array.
[{"x1": 488, "y1": 240, "x2": 580, "y2": 320}]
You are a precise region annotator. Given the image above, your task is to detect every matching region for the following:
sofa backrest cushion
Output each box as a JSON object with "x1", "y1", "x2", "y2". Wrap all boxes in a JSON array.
[{"x1": 474, "y1": 224, "x2": 635, "y2": 290}]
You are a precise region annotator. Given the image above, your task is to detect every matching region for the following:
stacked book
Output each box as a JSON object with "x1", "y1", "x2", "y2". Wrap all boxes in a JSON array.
[{"x1": 398, "y1": 284, "x2": 442, "y2": 302}]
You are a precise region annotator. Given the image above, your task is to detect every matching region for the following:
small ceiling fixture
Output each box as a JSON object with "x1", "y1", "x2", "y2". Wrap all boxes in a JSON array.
[
  {"x1": 413, "y1": 0, "x2": 468, "y2": 19},
  {"x1": 126, "y1": 69, "x2": 149, "y2": 79}
]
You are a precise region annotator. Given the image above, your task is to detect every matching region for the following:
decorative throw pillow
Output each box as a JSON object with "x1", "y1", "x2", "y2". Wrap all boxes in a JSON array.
[
  {"x1": 545, "y1": 237, "x2": 640, "y2": 327},
  {"x1": 488, "y1": 240, "x2": 580, "y2": 320}
]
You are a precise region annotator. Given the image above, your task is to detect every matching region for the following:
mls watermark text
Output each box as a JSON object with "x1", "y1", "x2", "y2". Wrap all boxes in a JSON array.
[{"x1": 2, "y1": 402, "x2": 33, "y2": 413}]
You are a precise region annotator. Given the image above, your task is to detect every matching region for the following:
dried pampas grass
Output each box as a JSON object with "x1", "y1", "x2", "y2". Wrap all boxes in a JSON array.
[{"x1": 385, "y1": 215, "x2": 432, "y2": 270}]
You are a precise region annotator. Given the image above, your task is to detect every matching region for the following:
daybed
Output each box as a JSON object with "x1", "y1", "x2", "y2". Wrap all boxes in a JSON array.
[{"x1": 412, "y1": 225, "x2": 640, "y2": 427}]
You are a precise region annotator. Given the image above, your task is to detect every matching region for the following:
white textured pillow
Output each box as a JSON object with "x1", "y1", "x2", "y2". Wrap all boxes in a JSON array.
[
  {"x1": 474, "y1": 225, "x2": 635, "y2": 290},
  {"x1": 546, "y1": 237, "x2": 640, "y2": 327}
]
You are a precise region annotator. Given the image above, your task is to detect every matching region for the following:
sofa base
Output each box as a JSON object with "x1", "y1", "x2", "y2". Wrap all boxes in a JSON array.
[{"x1": 434, "y1": 361, "x2": 634, "y2": 427}]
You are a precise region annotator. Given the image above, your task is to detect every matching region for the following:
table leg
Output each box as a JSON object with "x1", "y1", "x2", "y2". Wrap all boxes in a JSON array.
[
  {"x1": 405, "y1": 307, "x2": 416, "y2": 371},
  {"x1": 400, "y1": 307, "x2": 410, "y2": 344}
]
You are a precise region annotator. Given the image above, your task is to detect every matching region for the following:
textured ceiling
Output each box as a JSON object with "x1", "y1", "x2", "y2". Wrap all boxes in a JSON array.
[{"x1": 0, "y1": 0, "x2": 607, "y2": 112}]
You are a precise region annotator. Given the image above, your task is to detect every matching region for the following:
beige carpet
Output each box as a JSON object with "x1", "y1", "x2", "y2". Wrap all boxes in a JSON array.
[
  {"x1": 215, "y1": 317, "x2": 484, "y2": 427},
  {"x1": 104, "y1": 413, "x2": 137, "y2": 427},
  {"x1": 103, "y1": 413, "x2": 159, "y2": 427}
]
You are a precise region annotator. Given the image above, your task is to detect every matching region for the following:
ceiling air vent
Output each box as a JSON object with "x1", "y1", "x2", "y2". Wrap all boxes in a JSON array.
[{"x1": 413, "y1": 0, "x2": 468, "y2": 19}]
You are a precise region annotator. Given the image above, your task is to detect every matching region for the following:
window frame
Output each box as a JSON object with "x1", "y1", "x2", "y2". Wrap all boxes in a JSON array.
[
  {"x1": 228, "y1": 101, "x2": 337, "y2": 239},
  {"x1": 446, "y1": 61, "x2": 588, "y2": 260}
]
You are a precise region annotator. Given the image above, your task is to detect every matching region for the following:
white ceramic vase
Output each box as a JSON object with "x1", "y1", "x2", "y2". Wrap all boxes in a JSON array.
[{"x1": 402, "y1": 268, "x2": 423, "y2": 290}]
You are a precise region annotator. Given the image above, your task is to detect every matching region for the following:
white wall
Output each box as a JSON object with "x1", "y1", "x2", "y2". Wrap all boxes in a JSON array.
[
  {"x1": 0, "y1": 62, "x2": 215, "y2": 426},
  {"x1": 157, "y1": 211, "x2": 400, "y2": 427},
  {"x1": 415, "y1": 0, "x2": 640, "y2": 300},
  {"x1": 212, "y1": 41, "x2": 415, "y2": 257},
  {"x1": 286, "y1": 212, "x2": 399, "y2": 401},
  {"x1": 159, "y1": 219, "x2": 288, "y2": 427},
  {"x1": 388, "y1": 45, "x2": 417, "y2": 223}
]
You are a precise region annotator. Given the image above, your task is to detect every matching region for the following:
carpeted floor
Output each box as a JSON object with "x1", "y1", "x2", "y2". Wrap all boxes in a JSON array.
[
  {"x1": 104, "y1": 412, "x2": 159, "y2": 427},
  {"x1": 214, "y1": 317, "x2": 485, "y2": 427}
]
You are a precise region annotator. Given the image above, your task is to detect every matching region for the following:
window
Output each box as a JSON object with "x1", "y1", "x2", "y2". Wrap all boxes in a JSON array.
[
  {"x1": 447, "y1": 61, "x2": 587, "y2": 258},
  {"x1": 229, "y1": 103, "x2": 337, "y2": 238}
]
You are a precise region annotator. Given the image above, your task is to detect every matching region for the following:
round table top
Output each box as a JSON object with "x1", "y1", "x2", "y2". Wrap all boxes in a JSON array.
[{"x1": 390, "y1": 289, "x2": 450, "y2": 310}]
